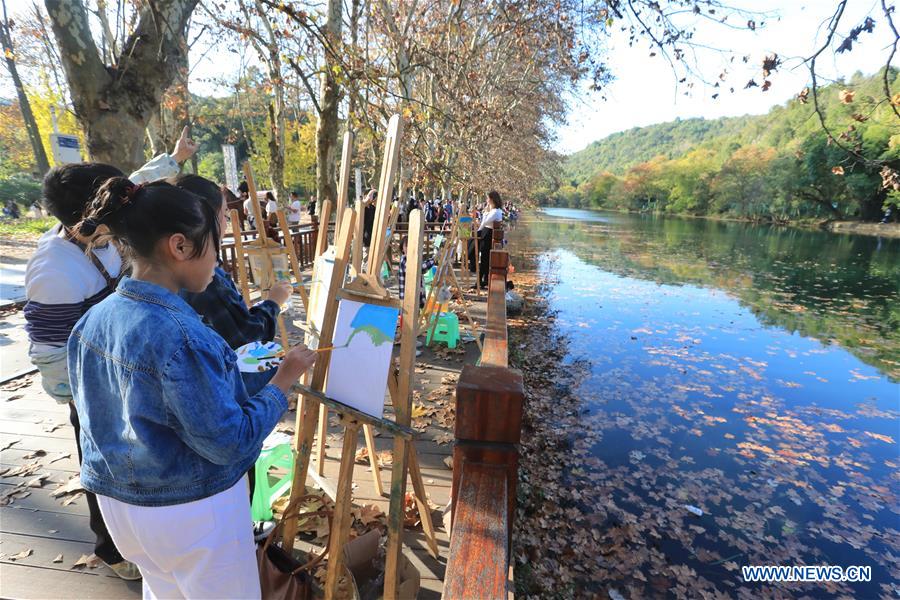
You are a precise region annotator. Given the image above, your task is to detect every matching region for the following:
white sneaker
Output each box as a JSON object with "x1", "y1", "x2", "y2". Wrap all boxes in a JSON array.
[
  {"x1": 105, "y1": 559, "x2": 142, "y2": 581},
  {"x1": 253, "y1": 521, "x2": 275, "y2": 542}
]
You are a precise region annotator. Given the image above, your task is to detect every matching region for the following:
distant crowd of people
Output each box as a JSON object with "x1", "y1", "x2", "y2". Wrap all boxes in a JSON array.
[{"x1": 3, "y1": 199, "x2": 46, "y2": 220}]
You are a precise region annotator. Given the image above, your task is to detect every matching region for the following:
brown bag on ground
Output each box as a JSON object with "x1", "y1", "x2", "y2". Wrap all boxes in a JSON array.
[{"x1": 257, "y1": 494, "x2": 329, "y2": 600}]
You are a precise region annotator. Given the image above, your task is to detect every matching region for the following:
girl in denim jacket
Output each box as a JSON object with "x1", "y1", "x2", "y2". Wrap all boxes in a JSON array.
[{"x1": 67, "y1": 177, "x2": 316, "y2": 599}]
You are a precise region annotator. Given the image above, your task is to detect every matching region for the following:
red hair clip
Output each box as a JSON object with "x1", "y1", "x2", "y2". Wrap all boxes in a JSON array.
[{"x1": 122, "y1": 182, "x2": 145, "y2": 205}]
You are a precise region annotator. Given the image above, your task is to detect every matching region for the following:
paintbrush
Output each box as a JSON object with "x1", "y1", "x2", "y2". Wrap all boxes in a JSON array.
[{"x1": 253, "y1": 345, "x2": 343, "y2": 360}]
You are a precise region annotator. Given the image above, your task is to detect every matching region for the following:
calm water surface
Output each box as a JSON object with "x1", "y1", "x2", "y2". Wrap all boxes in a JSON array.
[{"x1": 511, "y1": 208, "x2": 899, "y2": 598}]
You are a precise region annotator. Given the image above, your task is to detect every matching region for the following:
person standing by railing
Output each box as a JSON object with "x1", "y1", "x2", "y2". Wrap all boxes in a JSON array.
[{"x1": 469, "y1": 190, "x2": 503, "y2": 289}]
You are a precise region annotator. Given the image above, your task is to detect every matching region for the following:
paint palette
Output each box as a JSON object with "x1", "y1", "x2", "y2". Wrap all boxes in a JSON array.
[{"x1": 235, "y1": 341, "x2": 283, "y2": 373}]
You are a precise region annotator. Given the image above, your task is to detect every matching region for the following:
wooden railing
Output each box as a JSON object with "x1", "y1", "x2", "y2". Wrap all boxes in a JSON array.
[
  {"x1": 443, "y1": 227, "x2": 523, "y2": 600},
  {"x1": 323, "y1": 219, "x2": 450, "y2": 263},
  {"x1": 219, "y1": 220, "x2": 319, "y2": 286}
]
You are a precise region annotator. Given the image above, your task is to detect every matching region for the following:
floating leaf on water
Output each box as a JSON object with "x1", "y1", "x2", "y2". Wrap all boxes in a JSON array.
[
  {"x1": 683, "y1": 505, "x2": 703, "y2": 517},
  {"x1": 608, "y1": 589, "x2": 626, "y2": 600}
]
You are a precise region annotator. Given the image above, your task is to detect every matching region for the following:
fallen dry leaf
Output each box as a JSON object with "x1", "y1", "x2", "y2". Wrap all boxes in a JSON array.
[
  {"x1": 25, "y1": 474, "x2": 50, "y2": 488},
  {"x1": 353, "y1": 503, "x2": 385, "y2": 526},
  {"x1": 433, "y1": 432, "x2": 454, "y2": 445},
  {"x1": 1, "y1": 461, "x2": 43, "y2": 478},
  {"x1": 72, "y1": 554, "x2": 102, "y2": 569},
  {"x1": 5, "y1": 549, "x2": 33, "y2": 561},
  {"x1": 275, "y1": 423, "x2": 295, "y2": 436},
  {"x1": 0, "y1": 486, "x2": 31, "y2": 506},
  {"x1": 1, "y1": 438, "x2": 21, "y2": 452},
  {"x1": 62, "y1": 492, "x2": 85, "y2": 506},
  {"x1": 51, "y1": 476, "x2": 83, "y2": 498}
]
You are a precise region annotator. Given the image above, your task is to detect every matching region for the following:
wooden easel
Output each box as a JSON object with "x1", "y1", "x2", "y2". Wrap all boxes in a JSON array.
[
  {"x1": 379, "y1": 202, "x2": 401, "y2": 278},
  {"x1": 418, "y1": 216, "x2": 482, "y2": 352},
  {"x1": 471, "y1": 205, "x2": 482, "y2": 297},
  {"x1": 230, "y1": 162, "x2": 306, "y2": 348},
  {"x1": 282, "y1": 118, "x2": 438, "y2": 598},
  {"x1": 350, "y1": 169, "x2": 364, "y2": 278},
  {"x1": 310, "y1": 131, "x2": 388, "y2": 497}
]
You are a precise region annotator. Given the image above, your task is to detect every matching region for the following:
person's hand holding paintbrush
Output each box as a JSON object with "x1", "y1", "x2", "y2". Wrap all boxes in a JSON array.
[{"x1": 269, "y1": 343, "x2": 318, "y2": 394}]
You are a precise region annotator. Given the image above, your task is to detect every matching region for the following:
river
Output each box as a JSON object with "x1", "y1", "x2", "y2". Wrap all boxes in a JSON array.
[{"x1": 508, "y1": 208, "x2": 899, "y2": 598}]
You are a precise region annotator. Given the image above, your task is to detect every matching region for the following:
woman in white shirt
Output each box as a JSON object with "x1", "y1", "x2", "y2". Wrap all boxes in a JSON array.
[
  {"x1": 287, "y1": 191, "x2": 302, "y2": 224},
  {"x1": 470, "y1": 190, "x2": 503, "y2": 288},
  {"x1": 264, "y1": 191, "x2": 278, "y2": 219}
]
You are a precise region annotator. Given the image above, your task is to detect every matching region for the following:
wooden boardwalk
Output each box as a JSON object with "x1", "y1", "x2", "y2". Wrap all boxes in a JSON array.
[{"x1": 0, "y1": 275, "x2": 486, "y2": 599}]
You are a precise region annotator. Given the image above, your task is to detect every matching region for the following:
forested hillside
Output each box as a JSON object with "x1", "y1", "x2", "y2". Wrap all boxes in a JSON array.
[
  {"x1": 543, "y1": 69, "x2": 900, "y2": 222},
  {"x1": 564, "y1": 116, "x2": 753, "y2": 181}
]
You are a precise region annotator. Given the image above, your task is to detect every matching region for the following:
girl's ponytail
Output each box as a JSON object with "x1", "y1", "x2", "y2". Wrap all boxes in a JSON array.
[{"x1": 75, "y1": 177, "x2": 141, "y2": 239}]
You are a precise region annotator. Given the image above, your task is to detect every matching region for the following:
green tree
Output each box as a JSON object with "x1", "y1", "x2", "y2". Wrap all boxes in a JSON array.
[{"x1": 710, "y1": 146, "x2": 775, "y2": 218}]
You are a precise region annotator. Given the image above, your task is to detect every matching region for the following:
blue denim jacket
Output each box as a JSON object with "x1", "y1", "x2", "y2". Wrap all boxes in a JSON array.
[
  {"x1": 180, "y1": 266, "x2": 278, "y2": 396},
  {"x1": 68, "y1": 277, "x2": 287, "y2": 506}
]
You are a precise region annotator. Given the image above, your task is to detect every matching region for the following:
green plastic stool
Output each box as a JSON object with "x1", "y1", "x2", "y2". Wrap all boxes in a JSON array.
[
  {"x1": 423, "y1": 267, "x2": 436, "y2": 297},
  {"x1": 426, "y1": 312, "x2": 460, "y2": 349},
  {"x1": 251, "y1": 443, "x2": 295, "y2": 521}
]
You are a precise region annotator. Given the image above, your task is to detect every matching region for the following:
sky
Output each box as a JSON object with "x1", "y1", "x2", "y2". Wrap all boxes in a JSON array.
[
  {"x1": 1, "y1": 1, "x2": 895, "y2": 157},
  {"x1": 554, "y1": 1, "x2": 897, "y2": 154}
]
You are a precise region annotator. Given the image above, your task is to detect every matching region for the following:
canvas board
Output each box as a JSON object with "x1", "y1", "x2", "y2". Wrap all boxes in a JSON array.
[
  {"x1": 248, "y1": 252, "x2": 290, "y2": 290},
  {"x1": 458, "y1": 216, "x2": 473, "y2": 238},
  {"x1": 305, "y1": 247, "x2": 336, "y2": 348},
  {"x1": 324, "y1": 299, "x2": 399, "y2": 418},
  {"x1": 223, "y1": 145, "x2": 239, "y2": 193}
]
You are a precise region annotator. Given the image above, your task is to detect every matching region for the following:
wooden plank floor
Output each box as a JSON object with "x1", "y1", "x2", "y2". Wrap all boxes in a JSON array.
[{"x1": 0, "y1": 266, "x2": 486, "y2": 599}]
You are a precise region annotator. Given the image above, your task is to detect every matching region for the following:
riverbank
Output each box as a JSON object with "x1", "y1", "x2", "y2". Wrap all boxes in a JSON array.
[
  {"x1": 507, "y1": 247, "x2": 602, "y2": 597},
  {"x1": 506, "y1": 210, "x2": 899, "y2": 598},
  {"x1": 539, "y1": 206, "x2": 900, "y2": 239},
  {"x1": 824, "y1": 220, "x2": 900, "y2": 238}
]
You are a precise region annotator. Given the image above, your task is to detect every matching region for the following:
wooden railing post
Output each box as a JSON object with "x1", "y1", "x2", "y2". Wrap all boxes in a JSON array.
[
  {"x1": 310, "y1": 214, "x2": 320, "y2": 255},
  {"x1": 452, "y1": 365, "x2": 524, "y2": 535},
  {"x1": 491, "y1": 225, "x2": 504, "y2": 249}
]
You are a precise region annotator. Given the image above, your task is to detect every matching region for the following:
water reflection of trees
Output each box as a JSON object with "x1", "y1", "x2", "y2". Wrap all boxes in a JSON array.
[{"x1": 513, "y1": 213, "x2": 900, "y2": 380}]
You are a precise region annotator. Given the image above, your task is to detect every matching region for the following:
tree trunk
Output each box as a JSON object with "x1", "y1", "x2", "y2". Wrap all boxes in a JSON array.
[
  {"x1": 267, "y1": 101, "x2": 286, "y2": 200},
  {"x1": 267, "y1": 56, "x2": 286, "y2": 202},
  {"x1": 347, "y1": 0, "x2": 361, "y2": 125},
  {"x1": 45, "y1": 0, "x2": 198, "y2": 173},
  {"x1": 315, "y1": 0, "x2": 343, "y2": 220},
  {"x1": 1, "y1": 0, "x2": 50, "y2": 175}
]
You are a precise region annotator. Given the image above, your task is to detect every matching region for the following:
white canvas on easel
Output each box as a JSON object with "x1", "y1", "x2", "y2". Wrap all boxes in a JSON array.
[
  {"x1": 306, "y1": 247, "x2": 337, "y2": 348},
  {"x1": 324, "y1": 299, "x2": 399, "y2": 418}
]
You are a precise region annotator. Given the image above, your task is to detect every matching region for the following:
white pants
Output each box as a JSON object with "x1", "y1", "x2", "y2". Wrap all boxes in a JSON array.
[{"x1": 97, "y1": 478, "x2": 260, "y2": 600}]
